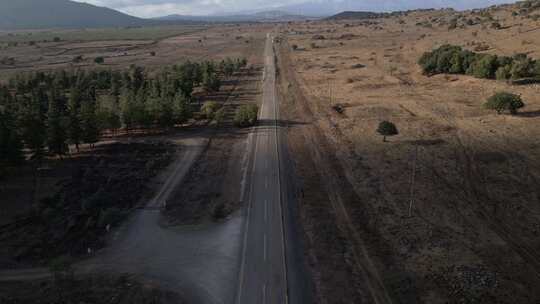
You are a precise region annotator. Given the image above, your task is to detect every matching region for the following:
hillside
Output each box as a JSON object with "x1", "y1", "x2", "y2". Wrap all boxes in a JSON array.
[
  {"x1": 155, "y1": 10, "x2": 311, "y2": 23},
  {"x1": 0, "y1": 0, "x2": 146, "y2": 30},
  {"x1": 326, "y1": 11, "x2": 389, "y2": 20},
  {"x1": 272, "y1": 0, "x2": 513, "y2": 16}
]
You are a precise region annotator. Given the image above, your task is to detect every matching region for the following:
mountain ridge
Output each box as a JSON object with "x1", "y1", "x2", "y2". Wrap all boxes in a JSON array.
[{"x1": 0, "y1": 0, "x2": 146, "y2": 29}]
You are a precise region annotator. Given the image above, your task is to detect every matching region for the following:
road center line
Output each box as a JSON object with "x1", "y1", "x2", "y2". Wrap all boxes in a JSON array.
[
  {"x1": 263, "y1": 234, "x2": 267, "y2": 261},
  {"x1": 262, "y1": 283, "x2": 267, "y2": 304},
  {"x1": 264, "y1": 199, "x2": 268, "y2": 222}
]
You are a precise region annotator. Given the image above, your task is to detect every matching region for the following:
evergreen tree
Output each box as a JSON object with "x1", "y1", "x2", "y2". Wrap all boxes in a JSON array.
[
  {"x1": 96, "y1": 95, "x2": 121, "y2": 132},
  {"x1": 223, "y1": 58, "x2": 235, "y2": 77},
  {"x1": 21, "y1": 95, "x2": 46, "y2": 161},
  {"x1": 81, "y1": 99, "x2": 100, "y2": 147},
  {"x1": 67, "y1": 87, "x2": 82, "y2": 152},
  {"x1": 0, "y1": 107, "x2": 24, "y2": 166},
  {"x1": 173, "y1": 93, "x2": 191, "y2": 125},
  {"x1": 120, "y1": 89, "x2": 136, "y2": 131},
  {"x1": 202, "y1": 66, "x2": 221, "y2": 92},
  {"x1": 46, "y1": 89, "x2": 69, "y2": 156},
  {"x1": 134, "y1": 88, "x2": 151, "y2": 128}
]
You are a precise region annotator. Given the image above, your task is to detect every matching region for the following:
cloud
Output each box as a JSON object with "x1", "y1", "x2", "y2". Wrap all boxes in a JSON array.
[{"x1": 77, "y1": 0, "x2": 306, "y2": 17}]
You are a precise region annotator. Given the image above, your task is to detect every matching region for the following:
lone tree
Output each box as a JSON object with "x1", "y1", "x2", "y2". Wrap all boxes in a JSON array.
[
  {"x1": 377, "y1": 121, "x2": 399, "y2": 142},
  {"x1": 484, "y1": 92, "x2": 525, "y2": 114}
]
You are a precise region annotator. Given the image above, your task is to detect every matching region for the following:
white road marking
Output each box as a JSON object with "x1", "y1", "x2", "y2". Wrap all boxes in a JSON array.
[
  {"x1": 262, "y1": 283, "x2": 267, "y2": 304},
  {"x1": 264, "y1": 199, "x2": 268, "y2": 222},
  {"x1": 263, "y1": 234, "x2": 267, "y2": 261}
]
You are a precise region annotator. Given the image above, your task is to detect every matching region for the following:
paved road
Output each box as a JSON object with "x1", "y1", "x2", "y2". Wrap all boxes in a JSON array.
[{"x1": 236, "y1": 33, "x2": 312, "y2": 304}]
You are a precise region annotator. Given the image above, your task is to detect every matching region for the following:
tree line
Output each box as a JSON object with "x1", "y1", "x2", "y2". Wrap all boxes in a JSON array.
[
  {"x1": 419, "y1": 44, "x2": 540, "y2": 81},
  {"x1": 0, "y1": 57, "x2": 248, "y2": 168}
]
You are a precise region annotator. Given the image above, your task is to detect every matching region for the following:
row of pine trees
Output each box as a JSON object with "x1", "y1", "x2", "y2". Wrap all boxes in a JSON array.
[{"x1": 0, "y1": 57, "x2": 248, "y2": 167}]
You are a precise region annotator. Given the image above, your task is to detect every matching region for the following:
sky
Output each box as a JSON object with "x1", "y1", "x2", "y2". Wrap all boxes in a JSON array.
[
  {"x1": 77, "y1": 0, "x2": 308, "y2": 17},
  {"x1": 75, "y1": 0, "x2": 515, "y2": 18}
]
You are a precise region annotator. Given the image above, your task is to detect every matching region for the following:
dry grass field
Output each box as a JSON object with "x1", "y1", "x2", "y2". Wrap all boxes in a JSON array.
[
  {"x1": 0, "y1": 24, "x2": 270, "y2": 80},
  {"x1": 278, "y1": 2, "x2": 540, "y2": 303}
]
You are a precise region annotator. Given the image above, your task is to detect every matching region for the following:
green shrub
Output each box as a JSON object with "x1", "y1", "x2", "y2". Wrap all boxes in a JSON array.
[
  {"x1": 201, "y1": 101, "x2": 221, "y2": 120},
  {"x1": 467, "y1": 54, "x2": 498, "y2": 79},
  {"x1": 94, "y1": 57, "x2": 104, "y2": 64},
  {"x1": 495, "y1": 65, "x2": 512, "y2": 80},
  {"x1": 419, "y1": 45, "x2": 540, "y2": 80},
  {"x1": 419, "y1": 44, "x2": 463, "y2": 75},
  {"x1": 510, "y1": 58, "x2": 535, "y2": 79},
  {"x1": 214, "y1": 108, "x2": 227, "y2": 125},
  {"x1": 534, "y1": 61, "x2": 540, "y2": 78},
  {"x1": 484, "y1": 92, "x2": 525, "y2": 114},
  {"x1": 234, "y1": 104, "x2": 258, "y2": 128}
]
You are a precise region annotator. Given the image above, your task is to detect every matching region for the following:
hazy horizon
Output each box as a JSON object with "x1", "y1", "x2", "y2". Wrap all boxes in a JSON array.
[{"x1": 75, "y1": 0, "x2": 518, "y2": 18}]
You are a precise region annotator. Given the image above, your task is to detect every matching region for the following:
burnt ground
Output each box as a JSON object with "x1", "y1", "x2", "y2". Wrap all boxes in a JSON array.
[
  {"x1": 0, "y1": 142, "x2": 175, "y2": 268},
  {"x1": 164, "y1": 131, "x2": 248, "y2": 225},
  {"x1": 164, "y1": 64, "x2": 262, "y2": 226},
  {"x1": 0, "y1": 274, "x2": 183, "y2": 304}
]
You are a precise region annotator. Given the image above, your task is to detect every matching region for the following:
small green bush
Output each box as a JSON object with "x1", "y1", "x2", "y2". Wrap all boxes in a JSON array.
[
  {"x1": 214, "y1": 108, "x2": 227, "y2": 125},
  {"x1": 201, "y1": 101, "x2": 221, "y2": 120},
  {"x1": 484, "y1": 92, "x2": 525, "y2": 114},
  {"x1": 94, "y1": 57, "x2": 104, "y2": 64},
  {"x1": 467, "y1": 54, "x2": 498, "y2": 79},
  {"x1": 510, "y1": 58, "x2": 535, "y2": 79},
  {"x1": 234, "y1": 104, "x2": 258, "y2": 128}
]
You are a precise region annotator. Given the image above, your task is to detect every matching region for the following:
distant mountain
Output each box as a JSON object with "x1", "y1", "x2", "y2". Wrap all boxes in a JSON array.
[
  {"x1": 155, "y1": 10, "x2": 311, "y2": 23},
  {"x1": 271, "y1": 0, "x2": 515, "y2": 16},
  {"x1": 326, "y1": 11, "x2": 387, "y2": 21},
  {"x1": 0, "y1": 0, "x2": 146, "y2": 30}
]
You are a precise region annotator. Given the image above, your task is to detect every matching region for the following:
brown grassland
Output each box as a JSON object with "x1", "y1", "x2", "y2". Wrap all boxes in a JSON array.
[{"x1": 278, "y1": 2, "x2": 540, "y2": 303}]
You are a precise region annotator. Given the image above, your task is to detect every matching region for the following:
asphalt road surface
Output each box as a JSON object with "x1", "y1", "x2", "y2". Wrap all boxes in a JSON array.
[{"x1": 236, "y1": 33, "x2": 312, "y2": 304}]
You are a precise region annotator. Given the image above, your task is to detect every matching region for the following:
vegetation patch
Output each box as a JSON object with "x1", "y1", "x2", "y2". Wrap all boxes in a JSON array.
[
  {"x1": 0, "y1": 57, "x2": 246, "y2": 171},
  {"x1": 419, "y1": 44, "x2": 540, "y2": 81},
  {"x1": 484, "y1": 92, "x2": 525, "y2": 114},
  {"x1": 234, "y1": 104, "x2": 258, "y2": 128}
]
